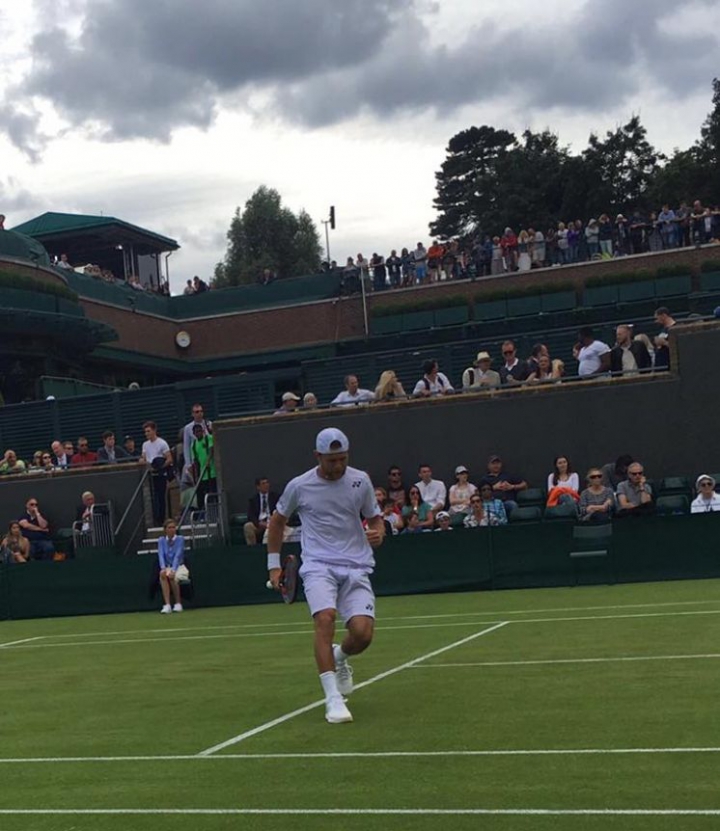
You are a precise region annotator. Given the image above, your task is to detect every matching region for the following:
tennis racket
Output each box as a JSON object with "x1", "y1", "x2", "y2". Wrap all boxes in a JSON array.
[{"x1": 266, "y1": 554, "x2": 299, "y2": 604}]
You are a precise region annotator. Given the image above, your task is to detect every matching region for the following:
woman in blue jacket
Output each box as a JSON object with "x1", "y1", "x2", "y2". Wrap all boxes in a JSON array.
[{"x1": 158, "y1": 518, "x2": 185, "y2": 614}]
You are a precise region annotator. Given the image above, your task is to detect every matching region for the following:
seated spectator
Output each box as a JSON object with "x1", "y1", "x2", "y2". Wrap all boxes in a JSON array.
[
  {"x1": 274, "y1": 391, "x2": 301, "y2": 415},
  {"x1": 386, "y1": 465, "x2": 406, "y2": 507},
  {"x1": 381, "y1": 499, "x2": 404, "y2": 534},
  {"x1": 0, "y1": 449, "x2": 26, "y2": 475},
  {"x1": 462, "y1": 352, "x2": 500, "y2": 390},
  {"x1": 479, "y1": 455, "x2": 527, "y2": 515},
  {"x1": 64, "y1": 440, "x2": 75, "y2": 459},
  {"x1": 616, "y1": 462, "x2": 654, "y2": 516},
  {"x1": 579, "y1": 469, "x2": 615, "y2": 522},
  {"x1": 51, "y1": 440, "x2": 70, "y2": 469},
  {"x1": 191, "y1": 423, "x2": 216, "y2": 508},
  {"x1": 75, "y1": 491, "x2": 96, "y2": 534},
  {"x1": 499, "y1": 341, "x2": 530, "y2": 385},
  {"x1": 478, "y1": 482, "x2": 508, "y2": 525},
  {"x1": 30, "y1": 450, "x2": 45, "y2": 470},
  {"x1": 1, "y1": 521, "x2": 30, "y2": 563},
  {"x1": 401, "y1": 486, "x2": 434, "y2": 530},
  {"x1": 97, "y1": 431, "x2": 132, "y2": 464},
  {"x1": 123, "y1": 435, "x2": 139, "y2": 459},
  {"x1": 547, "y1": 456, "x2": 580, "y2": 495},
  {"x1": 574, "y1": 327, "x2": 611, "y2": 378},
  {"x1": 71, "y1": 436, "x2": 98, "y2": 467},
  {"x1": 302, "y1": 392, "x2": 318, "y2": 409},
  {"x1": 434, "y1": 510, "x2": 453, "y2": 531},
  {"x1": 691, "y1": 475, "x2": 720, "y2": 513},
  {"x1": 56, "y1": 253, "x2": 73, "y2": 270},
  {"x1": 654, "y1": 333, "x2": 670, "y2": 370},
  {"x1": 402, "y1": 512, "x2": 424, "y2": 534},
  {"x1": 527, "y1": 354, "x2": 563, "y2": 384},
  {"x1": 331, "y1": 374, "x2": 375, "y2": 407},
  {"x1": 633, "y1": 333, "x2": 655, "y2": 366},
  {"x1": 413, "y1": 359, "x2": 454, "y2": 397},
  {"x1": 526, "y1": 343, "x2": 549, "y2": 375},
  {"x1": 463, "y1": 494, "x2": 488, "y2": 528},
  {"x1": 244, "y1": 477, "x2": 279, "y2": 546},
  {"x1": 374, "y1": 370, "x2": 407, "y2": 402},
  {"x1": 415, "y1": 464, "x2": 447, "y2": 512},
  {"x1": 157, "y1": 519, "x2": 185, "y2": 613},
  {"x1": 610, "y1": 325, "x2": 651, "y2": 376},
  {"x1": 448, "y1": 465, "x2": 477, "y2": 516},
  {"x1": 18, "y1": 497, "x2": 55, "y2": 560},
  {"x1": 601, "y1": 454, "x2": 634, "y2": 490}
]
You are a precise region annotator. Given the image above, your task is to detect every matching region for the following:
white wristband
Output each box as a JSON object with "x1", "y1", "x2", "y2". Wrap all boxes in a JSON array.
[{"x1": 267, "y1": 553, "x2": 281, "y2": 570}]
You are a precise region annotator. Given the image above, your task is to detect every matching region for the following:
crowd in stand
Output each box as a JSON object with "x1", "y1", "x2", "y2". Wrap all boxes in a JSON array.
[
  {"x1": 340, "y1": 201, "x2": 720, "y2": 293},
  {"x1": 52, "y1": 253, "x2": 170, "y2": 295}
]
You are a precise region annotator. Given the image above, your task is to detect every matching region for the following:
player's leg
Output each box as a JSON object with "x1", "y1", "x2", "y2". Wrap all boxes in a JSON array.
[
  {"x1": 342, "y1": 614, "x2": 375, "y2": 656},
  {"x1": 313, "y1": 608, "x2": 337, "y2": 673},
  {"x1": 333, "y1": 570, "x2": 376, "y2": 696}
]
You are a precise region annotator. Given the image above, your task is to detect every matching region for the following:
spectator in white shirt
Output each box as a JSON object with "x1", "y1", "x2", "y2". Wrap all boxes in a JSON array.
[
  {"x1": 547, "y1": 455, "x2": 580, "y2": 495},
  {"x1": 415, "y1": 464, "x2": 447, "y2": 512},
  {"x1": 141, "y1": 421, "x2": 173, "y2": 525},
  {"x1": 573, "y1": 327, "x2": 611, "y2": 378},
  {"x1": 691, "y1": 475, "x2": 720, "y2": 513},
  {"x1": 448, "y1": 465, "x2": 478, "y2": 515},
  {"x1": 413, "y1": 359, "x2": 454, "y2": 397},
  {"x1": 331, "y1": 375, "x2": 375, "y2": 407}
]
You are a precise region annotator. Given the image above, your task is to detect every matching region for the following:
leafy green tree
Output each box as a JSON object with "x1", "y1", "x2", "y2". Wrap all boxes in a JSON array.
[{"x1": 214, "y1": 186, "x2": 322, "y2": 287}]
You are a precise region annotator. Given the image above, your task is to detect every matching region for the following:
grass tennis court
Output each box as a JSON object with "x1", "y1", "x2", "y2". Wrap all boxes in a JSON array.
[{"x1": 3, "y1": 578, "x2": 720, "y2": 830}]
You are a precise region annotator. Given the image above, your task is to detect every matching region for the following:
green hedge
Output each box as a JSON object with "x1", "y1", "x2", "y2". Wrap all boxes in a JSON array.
[
  {"x1": 372, "y1": 294, "x2": 468, "y2": 317},
  {"x1": 584, "y1": 268, "x2": 655, "y2": 288},
  {"x1": 0, "y1": 270, "x2": 78, "y2": 302},
  {"x1": 655, "y1": 264, "x2": 693, "y2": 278},
  {"x1": 701, "y1": 259, "x2": 720, "y2": 273},
  {"x1": 473, "y1": 281, "x2": 576, "y2": 304}
]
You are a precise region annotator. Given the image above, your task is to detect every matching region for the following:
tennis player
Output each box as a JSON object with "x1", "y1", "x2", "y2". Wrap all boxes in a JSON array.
[{"x1": 267, "y1": 427, "x2": 385, "y2": 724}]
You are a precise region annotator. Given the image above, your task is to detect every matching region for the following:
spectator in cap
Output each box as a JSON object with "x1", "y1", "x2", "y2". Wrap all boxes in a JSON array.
[
  {"x1": 462, "y1": 351, "x2": 500, "y2": 390},
  {"x1": 448, "y1": 465, "x2": 477, "y2": 516},
  {"x1": 274, "y1": 391, "x2": 301, "y2": 415},
  {"x1": 434, "y1": 511, "x2": 453, "y2": 531},
  {"x1": 479, "y1": 455, "x2": 527, "y2": 515},
  {"x1": 123, "y1": 435, "x2": 138, "y2": 458},
  {"x1": 691, "y1": 475, "x2": 720, "y2": 513}
]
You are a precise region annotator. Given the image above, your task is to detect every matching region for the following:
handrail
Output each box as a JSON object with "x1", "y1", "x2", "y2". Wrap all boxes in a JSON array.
[
  {"x1": 114, "y1": 466, "x2": 151, "y2": 537},
  {"x1": 177, "y1": 456, "x2": 212, "y2": 530}
]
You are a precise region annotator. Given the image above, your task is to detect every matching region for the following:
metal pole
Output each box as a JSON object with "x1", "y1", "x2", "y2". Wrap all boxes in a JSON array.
[
  {"x1": 322, "y1": 220, "x2": 331, "y2": 264},
  {"x1": 360, "y1": 267, "x2": 369, "y2": 336}
]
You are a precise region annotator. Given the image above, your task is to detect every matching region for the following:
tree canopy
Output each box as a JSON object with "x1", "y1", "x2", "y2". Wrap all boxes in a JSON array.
[{"x1": 214, "y1": 186, "x2": 322, "y2": 287}]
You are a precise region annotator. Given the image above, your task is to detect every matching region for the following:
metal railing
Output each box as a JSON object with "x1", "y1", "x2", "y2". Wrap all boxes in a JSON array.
[{"x1": 73, "y1": 502, "x2": 115, "y2": 549}]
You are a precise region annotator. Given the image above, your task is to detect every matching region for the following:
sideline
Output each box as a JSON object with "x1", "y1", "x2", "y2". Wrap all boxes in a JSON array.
[
  {"x1": 0, "y1": 808, "x2": 719, "y2": 816},
  {"x1": 412, "y1": 652, "x2": 720, "y2": 669}
]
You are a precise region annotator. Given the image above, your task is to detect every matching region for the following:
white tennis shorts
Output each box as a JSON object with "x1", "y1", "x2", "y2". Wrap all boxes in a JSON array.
[{"x1": 300, "y1": 561, "x2": 375, "y2": 622}]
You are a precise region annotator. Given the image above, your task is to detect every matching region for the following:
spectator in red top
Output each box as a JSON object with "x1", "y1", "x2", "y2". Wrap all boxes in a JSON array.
[
  {"x1": 71, "y1": 436, "x2": 98, "y2": 467},
  {"x1": 427, "y1": 241, "x2": 445, "y2": 283},
  {"x1": 500, "y1": 228, "x2": 518, "y2": 271}
]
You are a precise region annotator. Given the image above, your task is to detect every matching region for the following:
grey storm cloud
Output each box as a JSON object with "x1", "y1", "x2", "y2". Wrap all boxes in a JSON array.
[{"x1": 3, "y1": 0, "x2": 719, "y2": 155}]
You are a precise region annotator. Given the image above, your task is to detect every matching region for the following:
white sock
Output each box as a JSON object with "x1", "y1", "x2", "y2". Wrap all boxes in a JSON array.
[
  {"x1": 334, "y1": 644, "x2": 350, "y2": 665},
  {"x1": 319, "y1": 671, "x2": 340, "y2": 700}
]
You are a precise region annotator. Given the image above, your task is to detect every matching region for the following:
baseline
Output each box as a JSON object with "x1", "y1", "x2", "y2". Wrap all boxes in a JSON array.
[
  {"x1": 0, "y1": 808, "x2": 719, "y2": 816},
  {"x1": 411, "y1": 652, "x2": 720, "y2": 669},
  {"x1": 0, "y1": 636, "x2": 43, "y2": 649}
]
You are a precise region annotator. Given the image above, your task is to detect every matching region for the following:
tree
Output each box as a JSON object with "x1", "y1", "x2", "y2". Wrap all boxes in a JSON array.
[{"x1": 214, "y1": 186, "x2": 322, "y2": 287}]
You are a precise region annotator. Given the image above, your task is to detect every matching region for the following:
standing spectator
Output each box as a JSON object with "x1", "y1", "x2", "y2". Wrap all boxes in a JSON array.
[
  {"x1": 647, "y1": 212, "x2": 663, "y2": 252},
  {"x1": 499, "y1": 341, "x2": 530, "y2": 385},
  {"x1": 71, "y1": 436, "x2": 98, "y2": 467},
  {"x1": 600, "y1": 455, "x2": 634, "y2": 490},
  {"x1": 183, "y1": 279, "x2": 195, "y2": 295},
  {"x1": 0, "y1": 449, "x2": 26, "y2": 475},
  {"x1": 556, "y1": 222, "x2": 569, "y2": 264},
  {"x1": 573, "y1": 328, "x2": 611, "y2": 378},
  {"x1": 183, "y1": 404, "x2": 212, "y2": 476},
  {"x1": 566, "y1": 221, "x2": 579, "y2": 263},
  {"x1": 517, "y1": 230, "x2": 532, "y2": 271},
  {"x1": 427, "y1": 240, "x2": 444, "y2": 282},
  {"x1": 547, "y1": 456, "x2": 580, "y2": 495},
  {"x1": 373, "y1": 370, "x2": 407, "y2": 402},
  {"x1": 448, "y1": 466, "x2": 477, "y2": 516},
  {"x1": 691, "y1": 475, "x2": 720, "y2": 513},
  {"x1": 51, "y1": 440, "x2": 70, "y2": 469},
  {"x1": 190, "y1": 423, "x2": 216, "y2": 510},
  {"x1": 413, "y1": 242, "x2": 428, "y2": 283},
  {"x1": 575, "y1": 219, "x2": 589, "y2": 261},
  {"x1": 610, "y1": 324, "x2": 651, "y2": 376},
  {"x1": 413, "y1": 359, "x2": 454, "y2": 397},
  {"x1": 244, "y1": 477, "x2": 279, "y2": 546},
  {"x1": 531, "y1": 228, "x2": 545, "y2": 268},
  {"x1": 463, "y1": 494, "x2": 488, "y2": 528},
  {"x1": 578, "y1": 469, "x2": 615, "y2": 523},
  {"x1": 401, "y1": 486, "x2": 434, "y2": 530},
  {"x1": 629, "y1": 210, "x2": 647, "y2": 254},
  {"x1": 462, "y1": 351, "x2": 501, "y2": 390},
  {"x1": 386, "y1": 250, "x2": 402, "y2": 288},
  {"x1": 616, "y1": 462, "x2": 654, "y2": 516},
  {"x1": 478, "y1": 482, "x2": 508, "y2": 525},
  {"x1": 370, "y1": 253, "x2": 386, "y2": 292},
  {"x1": 501, "y1": 228, "x2": 518, "y2": 271},
  {"x1": 342, "y1": 257, "x2": 359, "y2": 294},
  {"x1": 192, "y1": 275, "x2": 208, "y2": 293},
  {"x1": 614, "y1": 214, "x2": 630, "y2": 256},
  {"x1": 18, "y1": 497, "x2": 55, "y2": 560},
  {"x1": 654, "y1": 306, "x2": 677, "y2": 334},
  {"x1": 442, "y1": 241, "x2": 459, "y2": 280},
  {"x1": 356, "y1": 253, "x2": 370, "y2": 290},
  {"x1": 415, "y1": 464, "x2": 447, "y2": 513},
  {"x1": 598, "y1": 214, "x2": 614, "y2": 258},
  {"x1": 1, "y1": 521, "x2": 30, "y2": 563},
  {"x1": 386, "y1": 466, "x2": 406, "y2": 508},
  {"x1": 400, "y1": 247, "x2": 415, "y2": 286},
  {"x1": 491, "y1": 236, "x2": 504, "y2": 274},
  {"x1": 157, "y1": 519, "x2": 185, "y2": 613},
  {"x1": 141, "y1": 421, "x2": 173, "y2": 526},
  {"x1": 545, "y1": 227, "x2": 557, "y2": 266},
  {"x1": 331, "y1": 375, "x2": 375, "y2": 407},
  {"x1": 97, "y1": 431, "x2": 131, "y2": 464},
  {"x1": 478, "y1": 235, "x2": 494, "y2": 276},
  {"x1": 585, "y1": 219, "x2": 600, "y2": 258},
  {"x1": 479, "y1": 455, "x2": 527, "y2": 515}
]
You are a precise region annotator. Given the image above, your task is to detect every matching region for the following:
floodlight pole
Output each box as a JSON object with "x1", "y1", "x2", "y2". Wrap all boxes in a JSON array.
[{"x1": 321, "y1": 220, "x2": 331, "y2": 264}]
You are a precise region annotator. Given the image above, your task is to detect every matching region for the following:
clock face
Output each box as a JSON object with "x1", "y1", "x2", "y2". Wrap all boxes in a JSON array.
[{"x1": 175, "y1": 330, "x2": 191, "y2": 349}]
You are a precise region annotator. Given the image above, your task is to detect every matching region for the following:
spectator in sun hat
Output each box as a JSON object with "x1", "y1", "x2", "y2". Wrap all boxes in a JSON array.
[
  {"x1": 448, "y1": 465, "x2": 477, "y2": 516},
  {"x1": 274, "y1": 391, "x2": 301, "y2": 415},
  {"x1": 462, "y1": 351, "x2": 501, "y2": 390},
  {"x1": 691, "y1": 475, "x2": 720, "y2": 513}
]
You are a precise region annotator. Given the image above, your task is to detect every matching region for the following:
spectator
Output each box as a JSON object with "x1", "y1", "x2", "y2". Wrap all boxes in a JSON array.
[
  {"x1": 374, "y1": 370, "x2": 407, "y2": 402},
  {"x1": 38, "y1": 452, "x2": 54, "y2": 471},
  {"x1": 0, "y1": 449, "x2": 26, "y2": 475},
  {"x1": 462, "y1": 351, "x2": 501, "y2": 390},
  {"x1": 574, "y1": 327, "x2": 611, "y2": 378},
  {"x1": 598, "y1": 214, "x2": 614, "y2": 257},
  {"x1": 415, "y1": 464, "x2": 447, "y2": 513},
  {"x1": 331, "y1": 374, "x2": 375, "y2": 407},
  {"x1": 274, "y1": 392, "x2": 301, "y2": 415},
  {"x1": 556, "y1": 222, "x2": 569, "y2": 264},
  {"x1": 633, "y1": 333, "x2": 655, "y2": 366},
  {"x1": 526, "y1": 343, "x2": 548, "y2": 376},
  {"x1": 157, "y1": 518, "x2": 185, "y2": 613},
  {"x1": 463, "y1": 494, "x2": 488, "y2": 528},
  {"x1": 434, "y1": 511, "x2": 453, "y2": 531},
  {"x1": 386, "y1": 250, "x2": 402, "y2": 288},
  {"x1": 1, "y1": 521, "x2": 30, "y2": 563},
  {"x1": 123, "y1": 435, "x2": 139, "y2": 458},
  {"x1": 413, "y1": 359, "x2": 454, "y2": 397},
  {"x1": 141, "y1": 421, "x2": 173, "y2": 526},
  {"x1": 386, "y1": 465, "x2": 406, "y2": 508},
  {"x1": 479, "y1": 455, "x2": 527, "y2": 515},
  {"x1": 183, "y1": 279, "x2": 195, "y2": 295},
  {"x1": 601, "y1": 454, "x2": 634, "y2": 490},
  {"x1": 585, "y1": 218, "x2": 600, "y2": 258},
  {"x1": 402, "y1": 512, "x2": 424, "y2": 534},
  {"x1": 448, "y1": 465, "x2": 477, "y2": 516},
  {"x1": 517, "y1": 230, "x2": 531, "y2": 271},
  {"x1": 302, "y1": 392, "x2": 318, "y2": 409},
  {"x1": 610, "y1": 325, "x2": 651, "y2": 376},
  {"x1": 647, "y1": 212, "x2": 663, "y2": 252},
  {"x1": 244, "y1": 477, "x2": 279, "y2": 546},
  {"x1": 616, "y1": 461, "x2": 654, "y2": 516},
  {"x1": 30, "y1": 450, "x2": 45, "y2": 471},
  {"x1": 400, "y1": 247, "x2": 414, "y2": 286},
  {"x1": 401, "y1": 486, "x2": 434, "y2": 530},
  {"x1": 18, "y1": 497, "x2": 55, "y2": 560},
  {"x1": 499, "y1": 341, "x2": 530, "y2": 385},
  {"x1": 490, "y1": 235, "x2": 504, "y2": 274},
  {"x1": 578, "y1": 469, "x2": 615, "y2": 523},
  {"x1": 190, "y1": 423, "x2": 216, "y2": 509},
  {"x1": 51, "y1": 440, "x2": 70, "y2": 469},
  {"x1": 427, "y1": 240, "x2": 444, "y2": 282},
  {"x1": 64, "y1": 440, "x2": 75, "y2": 459},
  {"x1": 615, "y1": 214, "x2": 630, "y2": 256},
  {"x1": 56, "y1": 253, "x2": 73, "y2": 270},
  {"x1": 654, "y1": 333, "x2": 670, "y2": 370},
  {"x1": 658, "y1": 204, "x2": 677, "y2": 248},
  {"x1": 356, "y1": 253, "x2": 370, "y2": 291},
  {"x1": 258, "y1": 268, "x2": 275, "y2": 286},
  {"x1": 527, "y1": 354, "x2": 563, "y2": 384},
  {"x1": 566, "y1": 221, "x2": 579, "y2": 262},
  {"x1": 370, "y1": 253, "x2": 386, "y2": 291},
  {"x1": 71, "y1": 436, "x2": 98, "y2": 467},
  {"x1": 501, "y1": 228, "x2": 518, "y2": 270},
  {"x1": 75, "y1": 491, "x2": 96, "y2": 534},
  {"x1": 478, "y1": 482, "x2": 508, "y2": 525},
  {"x1": 183, "y1": 404, "x2": 212, "y2": 475},
  {"x1": 0, "y1": 214, "x2": 5, "y2": 229},
  {"x1": 547, "y1": 456, "x2": 580, "y2": 495},
  {"x1": 97, "y1": 431, "x2": 131, "y2": 464},
  {"x1": 381, "y1": 499, "x2": 403, "y2": 534},
  {"x1": 341, "y1": 257, "x2": 359, "y2": 294},
  {"x1": 654, "y1": 306, "x2": 677, "y2": 334},
  {"x1": 531, "y1": 227, "x2": 545, "y2": 267},
  {"x1": 691, "y1": 475, "x2": 720, "y2": 513},
  {"x1": 413, "y1": 242, "x2": 428, "y2": 283},
  {"x1": 192, "y1": 275, "x2": 208, "y2": 294}
]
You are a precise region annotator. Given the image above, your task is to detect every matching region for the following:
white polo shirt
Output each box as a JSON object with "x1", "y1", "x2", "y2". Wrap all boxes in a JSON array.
[
  {"x1": 578, "y1": 340, "x2": 610, "y2": 377},
  {"x1": 331, "y1": 389, "x2": 375, "y2": 407},
  {"x1": 415, "y1": 478, "x2": 447, "y2": 510},
  {"x1": 276, "y1": 465, "x2": 380, "y2": 570}
]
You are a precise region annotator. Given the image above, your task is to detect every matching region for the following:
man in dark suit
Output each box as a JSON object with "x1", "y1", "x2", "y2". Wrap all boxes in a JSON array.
[
  {"x1": 97, "y1": 431, "x2": 132, "y2": 464},
  {"x1": 243, "y1": 477, "x2": 279, "y2": 546}
]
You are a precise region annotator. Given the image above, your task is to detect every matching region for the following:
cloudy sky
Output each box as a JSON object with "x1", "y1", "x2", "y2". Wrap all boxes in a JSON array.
[{"x1": 1, "y1": 0, "x2": 719, "y2": 292}]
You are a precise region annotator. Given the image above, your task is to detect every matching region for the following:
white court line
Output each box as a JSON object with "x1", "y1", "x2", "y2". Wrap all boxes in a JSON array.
[
  {"x1": 411, "y1": 652, "x2": 720, "y2": 669},
  {"x1": 197, "y1": 621, "x2": 509, "y2": 756},
  {"x1": 3, "y1": 746, "x2": 720, "y2": 764},
  {"x1": 0, "y1": 808, "x2": 720, "y2": 816},
  {"x1": 0, "y1": 636, "x2": 43, "y2": 649}
]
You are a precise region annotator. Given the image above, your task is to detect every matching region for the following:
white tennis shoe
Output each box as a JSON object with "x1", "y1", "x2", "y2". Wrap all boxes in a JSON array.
[
  {"x1": 160, "y1": 604, "x2": 172, "y2": 614},
  {"x1": 334, "y1": 657, "x2": 354, "y2": 696},
  {"x1": 325, "y1": 696, "x2": 353, "y2": 724},
  {"x1": 172, "y1": 603, "x2": 183, "y2": 613}
]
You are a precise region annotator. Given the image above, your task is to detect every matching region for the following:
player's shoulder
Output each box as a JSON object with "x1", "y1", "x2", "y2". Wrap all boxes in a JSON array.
[
  {"x1": 284, "y1": 467, "x2": 318, "y2": 490},
  {"x1": 344, "y1": 466, "x2": 372, "y2": 485}
]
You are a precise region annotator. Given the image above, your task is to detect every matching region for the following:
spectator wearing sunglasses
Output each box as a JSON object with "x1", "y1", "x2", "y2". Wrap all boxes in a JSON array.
[
  {"x1": 578, "y1": 470, "x2": 615, "y2": 522},
  {"x1": 691, "y1": 475, "x2": 720, "y2": 513},
  {"x1": 499, "y1": 341, "x2": 530, "y2": 385},
  {"x1": 18, "y1": 497, "x2": 55, "y2": 560},
  {"x1": 616, "y1": 462, "x2": 654, "y2": 516}
]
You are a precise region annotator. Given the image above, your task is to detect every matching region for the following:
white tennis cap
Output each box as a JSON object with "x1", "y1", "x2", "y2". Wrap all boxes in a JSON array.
[{"x1": 315, "y1": 427, "x2": 349, "y2": 454}]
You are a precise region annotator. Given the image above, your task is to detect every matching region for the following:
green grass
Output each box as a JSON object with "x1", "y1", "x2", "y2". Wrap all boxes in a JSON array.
[{"x1": 3, "y1": 579, "x2": 720, "y2": 830}]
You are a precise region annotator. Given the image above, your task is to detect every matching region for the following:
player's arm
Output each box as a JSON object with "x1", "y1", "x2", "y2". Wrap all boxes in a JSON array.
[
  {"x1": 365, "y1": 514, "x2": 386, "y2": 548},
  {"x1": 266, "y1": 510, "x2": 288, "y2": 589}
]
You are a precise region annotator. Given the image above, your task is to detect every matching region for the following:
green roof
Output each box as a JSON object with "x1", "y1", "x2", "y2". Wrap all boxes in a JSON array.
[
  {"x1": 0, "y1": 229, "x2": 52, "y2": 266},
  {"x1": 11, "y1": 212, "x2": 179, "y2": 251}
]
